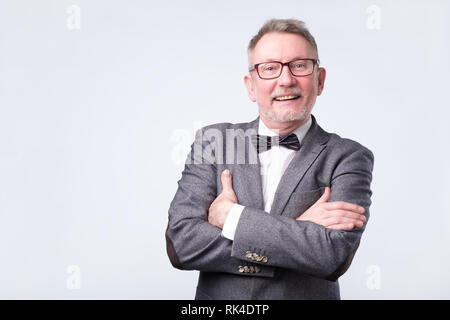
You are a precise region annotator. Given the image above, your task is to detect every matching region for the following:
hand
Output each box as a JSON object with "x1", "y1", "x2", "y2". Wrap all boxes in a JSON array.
[
  {"x1": 208, "y1": 169, "x2": 238, "y2": 229},
  {"x1": 296, "y1": 187, "x2": 366, "y2": 230}
]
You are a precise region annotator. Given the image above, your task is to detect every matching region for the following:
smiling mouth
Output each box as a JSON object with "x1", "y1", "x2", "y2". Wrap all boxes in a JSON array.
[{"x1": 273, "y1": 95, "x2": 301, "y2": 101}]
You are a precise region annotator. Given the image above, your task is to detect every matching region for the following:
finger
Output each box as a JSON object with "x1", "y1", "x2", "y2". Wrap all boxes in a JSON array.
[
  {"x1": 221, "y1": 169, "x2": 233, "y2": 193},
  {"x1": 323, "y1": 201, "x2": 365, "y2": 214},
  {"x1": 324, "y1": 210, "x2": 367, "y2": 222},
  {"x1": 315, "y1": 186, "x2": 331, "y2": 204},
  {"x1": 323, "y1": 216, "x2": 364, "y2": 228},
  {"x1": 326, "y1": 223, "x2": 355, "y2": 231}
]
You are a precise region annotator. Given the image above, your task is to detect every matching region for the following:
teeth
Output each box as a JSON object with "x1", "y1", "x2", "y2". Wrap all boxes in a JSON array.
[{"x1": 274, "y1": 95, "x2": 299, "y2": 101}]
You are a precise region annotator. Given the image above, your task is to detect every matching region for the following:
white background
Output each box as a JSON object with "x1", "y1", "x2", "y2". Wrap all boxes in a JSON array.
[{"x1": 0, "y1": 0, "x2": 449, "y2": 299}]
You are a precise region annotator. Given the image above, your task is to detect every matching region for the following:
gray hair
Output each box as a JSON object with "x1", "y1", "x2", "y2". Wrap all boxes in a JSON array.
[{"x1": 247, "y1": 18, "x2": 319, "y2": 65}]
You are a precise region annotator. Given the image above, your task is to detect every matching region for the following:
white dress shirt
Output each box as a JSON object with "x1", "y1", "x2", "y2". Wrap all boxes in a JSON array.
[{"x1": 221, "y1": 115, "x2": 313, "y2": 240}]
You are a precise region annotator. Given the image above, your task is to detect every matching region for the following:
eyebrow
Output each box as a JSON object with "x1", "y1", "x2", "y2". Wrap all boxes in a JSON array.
[{"x1": 260, "y1": 57, "x2": 307, "y2": 62}]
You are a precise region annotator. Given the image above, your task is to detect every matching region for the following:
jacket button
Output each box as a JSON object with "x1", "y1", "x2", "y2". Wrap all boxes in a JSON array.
[
  {"x1": 254, "y1": 266, "x2": 261, "y2": 273},
  {"x1": 243, "y1": 266, "x2": 249, "y2": 273},
  {"x1": 262, "y1": 256, "x2": 268, "y2": 263},
  {"x1": 238, "y1": 266, "x2": 244, "y2": 273},
  {"x1": 245, "y1": 251, "x2": 252, "y2": 259}
]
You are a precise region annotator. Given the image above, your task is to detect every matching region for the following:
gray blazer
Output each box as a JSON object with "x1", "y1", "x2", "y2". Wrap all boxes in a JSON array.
[{"x1": 166, "y1": 115, "x2": 374, "y2": 300}]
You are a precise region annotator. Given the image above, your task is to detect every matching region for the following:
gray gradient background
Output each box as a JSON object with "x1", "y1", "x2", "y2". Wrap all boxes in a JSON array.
[{"x1": 0, "y1": 0, "x2": 449, "y2": 299}]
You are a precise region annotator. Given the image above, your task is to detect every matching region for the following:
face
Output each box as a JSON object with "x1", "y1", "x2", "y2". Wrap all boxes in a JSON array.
[{"x1": 244, "y1": 32, "x2": 326, "y2": 130}]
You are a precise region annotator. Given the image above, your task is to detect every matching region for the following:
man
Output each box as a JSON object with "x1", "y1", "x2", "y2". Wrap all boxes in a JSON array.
[{"x1": 166, "y1": 19, "x2": 374, "y2": 300}]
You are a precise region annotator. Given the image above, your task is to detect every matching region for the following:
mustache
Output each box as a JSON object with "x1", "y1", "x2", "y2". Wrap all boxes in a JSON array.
[{"x1": 271, "y1": 87, "x2": 303, "y2": 99}]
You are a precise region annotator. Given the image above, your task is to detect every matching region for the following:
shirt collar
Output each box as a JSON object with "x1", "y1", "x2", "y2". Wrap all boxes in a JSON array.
[{"x1": 258, "y1": 115, "x2": 312, "y2": 145}]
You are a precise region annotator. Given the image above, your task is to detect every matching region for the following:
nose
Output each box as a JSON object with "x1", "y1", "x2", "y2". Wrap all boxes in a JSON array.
[{"x1": 277, "y1": 64, "x2": 296, "y2": 86}]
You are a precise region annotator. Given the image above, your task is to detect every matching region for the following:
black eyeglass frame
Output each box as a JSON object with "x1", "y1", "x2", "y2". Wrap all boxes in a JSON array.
[{"x1": 248, "y1": 58, "x2": 320, "y2": 79}]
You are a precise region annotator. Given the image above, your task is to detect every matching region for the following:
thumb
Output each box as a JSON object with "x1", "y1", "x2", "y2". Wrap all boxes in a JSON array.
[
  {"x1": 221, "y1": 169, "x2": 234, "y2": 193},
  {"x1": 316, "y1": 186, "x2": 331, "y2": 204}
]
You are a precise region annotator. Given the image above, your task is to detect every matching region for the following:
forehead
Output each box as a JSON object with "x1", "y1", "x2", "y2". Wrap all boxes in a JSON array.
[{"x1": 252, "y1": 32, "x2": 315, "y2": 63}]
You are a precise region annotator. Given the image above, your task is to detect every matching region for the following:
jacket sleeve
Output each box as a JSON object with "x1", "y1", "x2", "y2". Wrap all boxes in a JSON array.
[
  {"x1": 230, "y1": 144, "x2": 374, "y2": 281},
  {"x1": 165, "y1": 129, "x2": 275, "y2": 278}
]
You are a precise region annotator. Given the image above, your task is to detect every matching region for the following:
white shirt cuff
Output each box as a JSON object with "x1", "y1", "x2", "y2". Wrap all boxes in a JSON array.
[{"x1": 221, "y1": 203, "x2": 245, "y2": 240}]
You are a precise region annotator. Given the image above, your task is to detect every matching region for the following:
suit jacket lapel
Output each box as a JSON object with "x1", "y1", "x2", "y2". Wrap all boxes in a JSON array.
[
  {"x1": 269, "y1": 115, "x2": 330, "y2": 215},
  {"x1": 235, "y1": 117, "x2": 264, "y2": 210}
]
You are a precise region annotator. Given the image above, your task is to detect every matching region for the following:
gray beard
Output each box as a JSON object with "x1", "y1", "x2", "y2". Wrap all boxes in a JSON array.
[{"x1": 259, "y1": 104, "x2": 310, "y2": 123}]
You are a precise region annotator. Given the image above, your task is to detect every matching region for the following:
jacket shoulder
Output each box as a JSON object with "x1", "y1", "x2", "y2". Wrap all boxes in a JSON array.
[{"x1": 326, "y1": 132, "x2": 374, "y2": 160}]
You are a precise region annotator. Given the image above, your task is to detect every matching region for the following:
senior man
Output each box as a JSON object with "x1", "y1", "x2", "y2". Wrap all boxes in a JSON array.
[{"x1": 166, "y1": 18, "x2": 374, "y2": 300}]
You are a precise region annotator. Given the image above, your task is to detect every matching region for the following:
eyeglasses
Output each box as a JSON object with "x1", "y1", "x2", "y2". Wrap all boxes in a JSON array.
[{"x1": 249, "y1": 58, "x2": 319, "y2": 79}]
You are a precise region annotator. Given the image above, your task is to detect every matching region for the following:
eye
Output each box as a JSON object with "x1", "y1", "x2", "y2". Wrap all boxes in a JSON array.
[
  {"x1": 262, "y1": 64, "x2": 277, "y2": 71},
  {"x1": 260, "y1": 63, "x2": 280, "y2": 73}
]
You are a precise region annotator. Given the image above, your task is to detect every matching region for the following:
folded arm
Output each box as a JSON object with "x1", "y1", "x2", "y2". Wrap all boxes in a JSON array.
[
  {"x1": 229, "y1": 146, "x2": 374, "y2": 280},
  {"x1": 165, "y1": 129, "x2": 275, "y2": 277}
]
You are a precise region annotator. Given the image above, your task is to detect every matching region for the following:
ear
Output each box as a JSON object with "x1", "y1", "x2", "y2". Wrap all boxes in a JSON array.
[
  {"x1": 244, "y1": 74, "x2": 257, "y2": 102},
  {"x1": 316, "y1": 67, "x2": 326, "y2": 96}
]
